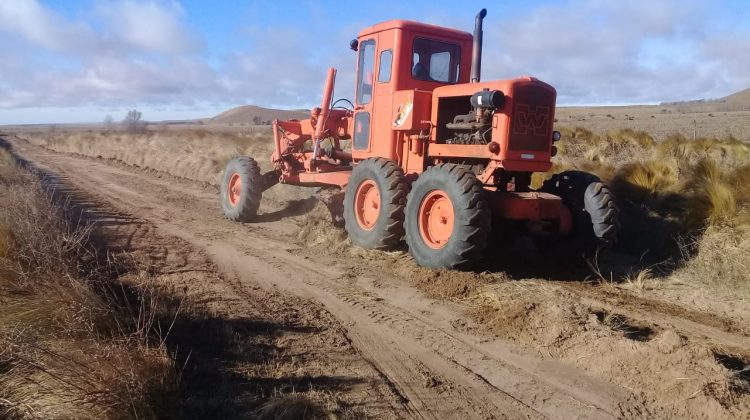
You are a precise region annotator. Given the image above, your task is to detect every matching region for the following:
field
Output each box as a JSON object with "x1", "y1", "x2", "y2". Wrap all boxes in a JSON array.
[
  {"x1": 1, "y1": 105, "x2": 749, "y2": 419},
  {"x1": 556, "y1": 88, "x2": 750, "y2": 140},
  {"x1": 556, "y1": 106, "x2": 750, "y2": 141}
]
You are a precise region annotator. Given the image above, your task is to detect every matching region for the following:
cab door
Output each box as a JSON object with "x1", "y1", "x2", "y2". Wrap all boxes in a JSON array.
[{"x1": 353, "y1": 38, "x2": 376, "y2": 155}]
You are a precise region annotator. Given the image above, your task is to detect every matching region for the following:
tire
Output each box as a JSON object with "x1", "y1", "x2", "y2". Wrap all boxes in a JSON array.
[
  {"x1": 221, "y1": 156, "x2": 263, "y2": 222},
  {"x1": 343, "y1": 158, "x2": 407, "y2": 249},
  {"x1": 405, "y1": 164, "x2": 490, "y2": 269},
  {"x1": 540, "y1": 170, "x2": 618, "y2": 256}
]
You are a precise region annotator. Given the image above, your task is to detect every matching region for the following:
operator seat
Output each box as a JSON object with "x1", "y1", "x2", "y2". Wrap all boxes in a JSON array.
[{"x1": 412, "y1": 62, "x2": 429, "y2": 79}]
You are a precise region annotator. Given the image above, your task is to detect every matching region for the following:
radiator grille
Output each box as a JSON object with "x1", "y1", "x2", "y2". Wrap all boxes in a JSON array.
[{"x1": 508, "y1": 85, "x2": 555, "y2": 152}]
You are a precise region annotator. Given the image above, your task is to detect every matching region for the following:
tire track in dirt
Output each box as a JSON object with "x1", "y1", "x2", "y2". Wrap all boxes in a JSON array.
[
  {"x1": 19, "y1": 152, "x2": 406, "y2": 418},
  {"x1": 559, "y1": 283, "x2": 750, "y2": 354},
  {"x1": 6, "y1": 138, "x2": 639, "y2": 418}
]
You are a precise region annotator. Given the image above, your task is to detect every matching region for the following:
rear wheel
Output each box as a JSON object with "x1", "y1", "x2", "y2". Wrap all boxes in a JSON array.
[
  {"x1": 221, "y1": 156, "x2": 263, "y2": 222},
  {"x1": 540, "y1": 170, "x2": 618, "y2": 256},
  {"x1": 343, "y1": 158, "x2": 407, "y2": 249},
  {"x1": 405, "y1": 164, "x2": 490, "y2": 269}
]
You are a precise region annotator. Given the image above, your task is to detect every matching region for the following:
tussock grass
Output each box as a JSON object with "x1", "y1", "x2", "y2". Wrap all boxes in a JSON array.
[
  {"x1": 0, "y1": 224, "x2": 10, "y2": 259},
  {"x1": 682, "y1": 159, "x2": 737, "y2": 227},
  {"x1": 728, "y1": 165, "x2": 750, "y2": 210},
  {"x1": 676, "y1": 225, "x2": 750, "y2": 297},
  {"x1": 610, "y1": 160, "x2": 679, "y2": 203},
  {"x1": 0, "y1": 148, "x2": 17, "y2": 184},
  {"x1": 0, "y1": 153, "x2": 178, "y2": 419},
  {"x1": 0, "y1": 147, "x2": 13, "y2": 167},
  {"x1": 553, "y1": 127, "x2": 750, "y2": 296}
]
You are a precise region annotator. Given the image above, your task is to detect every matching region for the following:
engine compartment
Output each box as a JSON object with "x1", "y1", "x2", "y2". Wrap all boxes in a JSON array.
[{"x1": 438, "y1": 89, "x2": 504, "y2": 146}]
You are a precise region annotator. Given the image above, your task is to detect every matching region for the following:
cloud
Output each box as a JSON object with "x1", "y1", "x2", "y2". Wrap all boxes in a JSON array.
[
  {"x1": 479, "y1": 0, "x2": 728, "y2": 104},
  {"x1": 218, "y1": 26, "x2": 355, "y2": 108},
  {"x1": 0, "y1": 0, "x2": 211, "y2": 110},
  {"x1": 0, "y1": 0, "x2": 100, "y2": 53},
  {"x1": 96, "y1": 0, "x2": 201, "y2": 54},
  {"x1": 697, "y1": 32, "x2": 750, "y2": 93},
  {"x1": 0, "y1": 1, "x2": 355, "y2": 113},
  {"x1": 0, "y1": 0, "x2": 748, "y2": 123}
]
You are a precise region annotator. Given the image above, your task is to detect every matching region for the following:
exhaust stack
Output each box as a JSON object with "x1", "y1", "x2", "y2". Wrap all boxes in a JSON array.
[{"x1": 470, "y1": 8, "x2": 487, "y2": 83}]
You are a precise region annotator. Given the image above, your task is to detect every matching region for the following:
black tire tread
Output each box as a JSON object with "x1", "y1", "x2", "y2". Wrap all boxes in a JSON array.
[
  {"x1": 405, "y1": 164, "x2": 490, "y2": 269},
  {"x1": 220, "y1": 156, "x2": 262, "y2": 222},
  {"x1": 540, "y1": 170, "x2": 619, "y2": 254},
  {"x1": 344, "y1": 158, "x2": 407, "y2": 250}
]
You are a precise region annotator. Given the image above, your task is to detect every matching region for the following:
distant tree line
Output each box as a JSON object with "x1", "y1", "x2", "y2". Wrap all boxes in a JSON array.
[
  {"x1": 251, "y1": 116, "x2": 272, "y2": 125},
  {"x1": 123, "y1": 110, "x2": 147, "y2": 132},
  {"x1": 659, "y1": 98, "x2": 724, "y2": 106},
  {"x1": 102, "y1": 110, "x2": 148, "y2": 132}
]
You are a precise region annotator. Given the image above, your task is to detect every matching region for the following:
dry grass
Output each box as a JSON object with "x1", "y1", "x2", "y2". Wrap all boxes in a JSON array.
[
  {"x1": 30, "y1": 128, "x2": 277, "y2": 185},
  {"x1": 551, "y1": 127, "x2": 750, "y2": 296},
  {"x1": 17, "y1": 124, "x2": 750, "y2": 299},
  {"x1": 682, "y1": 159, "x2": 738, "y2": 227},
  {"x1": 675, "y1": 225, "x2": 750, "y2": 296},
  {"x1": 623, "y1": 268, "x2": 655, "y2": 292},
  {"x1": 0, "y1": 148, "x2": 16, "y2": 183},
  {"x1": 0, "y1": 154, "x2": 178, "y2": 419},
  {"x1": 610, "y1": 161, "x2": 679, "y2": 203}
]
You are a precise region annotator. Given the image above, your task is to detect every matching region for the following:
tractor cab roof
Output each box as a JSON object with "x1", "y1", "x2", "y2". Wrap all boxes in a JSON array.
[{"x1": 358, "y1": 19, "x2": 473, "y2": 40}]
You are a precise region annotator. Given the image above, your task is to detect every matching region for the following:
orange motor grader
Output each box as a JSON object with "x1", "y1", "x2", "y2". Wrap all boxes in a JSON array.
[{"x1": 221, "y1": 8, "x2": 617, "y2": 269}]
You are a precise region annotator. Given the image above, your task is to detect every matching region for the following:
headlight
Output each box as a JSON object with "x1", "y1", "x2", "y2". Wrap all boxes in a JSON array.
[{"x1": 552, "y1": 131, "x2": 561, "y2": 142}]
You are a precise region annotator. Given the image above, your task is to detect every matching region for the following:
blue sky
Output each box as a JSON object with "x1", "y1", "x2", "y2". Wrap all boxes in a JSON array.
[{"x1": 0, "y1": 0, "x2": 748, "y2": 124}]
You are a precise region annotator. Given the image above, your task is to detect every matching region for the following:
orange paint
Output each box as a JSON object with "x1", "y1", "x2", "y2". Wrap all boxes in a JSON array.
[
  {"x1": 267, "y1": 10, "x2": 567, "y2": 227},
  {"x1": 418, "y1": 190, "x2": 455, "y2": 249},
  {"x1": 227, "y1": 173, "x2": 242, "y2": 207},
  {"x1": 354, "y1": 180, "x2": 381, "y2": 230}
]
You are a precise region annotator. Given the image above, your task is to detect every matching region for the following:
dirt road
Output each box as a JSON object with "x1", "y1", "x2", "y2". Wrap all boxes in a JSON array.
[{"x1": 6, "y1": 135, "x2": 750, "y2": 419}]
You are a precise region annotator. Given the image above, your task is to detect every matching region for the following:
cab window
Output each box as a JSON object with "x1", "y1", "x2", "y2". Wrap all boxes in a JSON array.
[
  {"x1": 378, "y1": 49, "x2": 393, "y2": 83},
  {"x1": 356, "y1": 39, "x2": 376, "y2": 104},
  {"x1": 412, "y1": 38, "x2": 461, "y2": 83}
]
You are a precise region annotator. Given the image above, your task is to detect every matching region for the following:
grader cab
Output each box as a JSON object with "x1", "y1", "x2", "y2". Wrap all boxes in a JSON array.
[{"x1": 220, "y1": 8, "x2": 618, "y2": 269}]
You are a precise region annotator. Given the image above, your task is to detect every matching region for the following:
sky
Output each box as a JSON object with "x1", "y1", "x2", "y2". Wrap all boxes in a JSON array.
[{"x1": 0, "y1": 0, "x2": 748, "y2": 124}]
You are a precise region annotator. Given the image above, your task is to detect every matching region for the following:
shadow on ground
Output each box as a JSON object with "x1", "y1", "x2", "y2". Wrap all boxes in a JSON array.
[{"x1": 0, "y1": 136, "x2": 368, "y2": 419}]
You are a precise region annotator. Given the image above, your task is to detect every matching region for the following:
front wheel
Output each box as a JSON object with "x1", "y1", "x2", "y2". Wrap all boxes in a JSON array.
[
  {"x1": 540, "y1": 170, "x2": 618, "y2": 257},
  {"x1": 405, "y1": 164, "x2": 490, "y2": 269},
  {"x1": 221, "y1": 156, "x2": 263, "y2": 222},
  {"x1": 343, "y1": 158, "x2": 407, "y2": 250}
]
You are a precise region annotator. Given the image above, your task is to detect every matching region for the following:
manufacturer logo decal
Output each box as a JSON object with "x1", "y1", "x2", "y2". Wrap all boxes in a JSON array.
[
  {"x1": 393, "y1": 96, "x2": 413, "y2": 127},
  {"x1": 513, "y1": 104, "x2": 550, "y2": 136}
]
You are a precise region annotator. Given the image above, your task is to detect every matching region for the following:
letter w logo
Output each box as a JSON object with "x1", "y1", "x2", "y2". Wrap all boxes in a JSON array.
[{"x1": 513, "y1": 104, "x2": 550, "y2": 136}]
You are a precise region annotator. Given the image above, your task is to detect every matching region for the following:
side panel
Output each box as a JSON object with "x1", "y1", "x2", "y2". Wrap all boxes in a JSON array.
[
  {"x1": 370, "y1": 30, "x2": 398, "y2": 160},
  {"x1": 392, "y1": 89, "x2": 431, "y2": 131},
  {"x1": 392, "y1": 89, "x2": 432, "y2": 175}
]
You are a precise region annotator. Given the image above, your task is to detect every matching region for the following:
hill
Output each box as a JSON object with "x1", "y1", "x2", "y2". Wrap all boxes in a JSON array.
[
  {"x1": 721, "y1": 87, "x2": 750, "y2": 107},
  {"x1": 659, "y1": 87, "x2": 750, "y2": 112},
  {"x1": 210, "y1": 105, "x2": 309, "y2": 125}
]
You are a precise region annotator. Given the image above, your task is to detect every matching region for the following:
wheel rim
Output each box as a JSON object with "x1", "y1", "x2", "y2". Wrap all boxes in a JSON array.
[
  {"x1": 228, "y1": 173, "x2": 242, "y2": 207},
  {"x1": 418, "y1": 190, "x2": 455, "y2": 249},
  {"x1": 354, "y1": 180, "x2": 380, "y2": 230}
]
